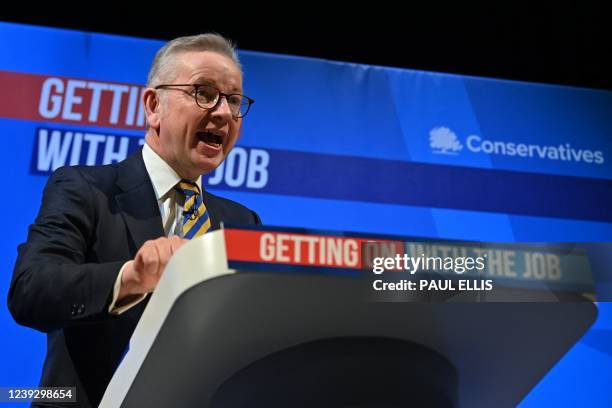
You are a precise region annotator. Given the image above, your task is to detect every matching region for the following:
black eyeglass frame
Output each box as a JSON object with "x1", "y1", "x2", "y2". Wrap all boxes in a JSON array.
[{"x1": 154, "y1": 83, "x2": 254, "y2": 118}]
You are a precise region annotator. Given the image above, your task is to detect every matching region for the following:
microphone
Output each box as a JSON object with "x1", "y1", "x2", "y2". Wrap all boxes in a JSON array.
[{"x1": 184, "y1": 206, "x2": 199, "y2": 220}]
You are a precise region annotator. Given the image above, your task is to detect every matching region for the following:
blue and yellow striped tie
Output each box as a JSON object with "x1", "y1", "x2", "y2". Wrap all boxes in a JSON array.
[{"x1": 178, "y1": 180, "x2": 211, "y2": 239}]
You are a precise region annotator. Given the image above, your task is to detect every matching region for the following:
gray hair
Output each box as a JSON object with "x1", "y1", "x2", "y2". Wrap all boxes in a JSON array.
[{"x1": 146, "y1": 33, "x2": 242, "y2": 87}]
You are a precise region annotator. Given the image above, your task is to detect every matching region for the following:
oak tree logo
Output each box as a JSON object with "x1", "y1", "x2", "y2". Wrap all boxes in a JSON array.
[{"x1": 429, "y1": 127, "x2": 463, "y2": 155}]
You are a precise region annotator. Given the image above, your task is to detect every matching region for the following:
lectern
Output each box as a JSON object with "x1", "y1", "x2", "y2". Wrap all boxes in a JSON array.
[{"x1": 100, "y1": 227, "x2": 597, "y2": 407}]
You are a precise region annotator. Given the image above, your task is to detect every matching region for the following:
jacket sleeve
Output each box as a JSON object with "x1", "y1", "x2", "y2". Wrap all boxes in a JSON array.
[{"x1": 8, "y1": 166, "x2": 125, "y2": 333}]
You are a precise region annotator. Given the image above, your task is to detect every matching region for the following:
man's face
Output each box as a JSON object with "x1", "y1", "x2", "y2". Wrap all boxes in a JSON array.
[{"x1": 147, "y1": 50, "x2": 243, "y2": 180}]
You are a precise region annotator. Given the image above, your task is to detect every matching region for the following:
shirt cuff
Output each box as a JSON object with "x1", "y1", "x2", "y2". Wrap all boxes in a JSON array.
[{"x1": 108, "y1": 261, "x2": 148, "y2": 315}]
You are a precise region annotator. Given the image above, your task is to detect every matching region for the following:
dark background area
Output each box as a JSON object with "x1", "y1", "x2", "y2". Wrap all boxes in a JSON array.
[{"x1": 1, "y1": 2, "x2": 610, "y2": 90}]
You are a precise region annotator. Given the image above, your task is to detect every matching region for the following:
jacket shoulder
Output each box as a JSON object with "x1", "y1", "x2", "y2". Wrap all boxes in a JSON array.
[
  {"x1": 51, "y1": 163, "x2": 120, "y2": 187},
  {"x1": 205, "y1": 191, "x2": 262, "y2": 226},
  {"x1": 48, "y1": 149, "x2": 143, "y2": 192}
]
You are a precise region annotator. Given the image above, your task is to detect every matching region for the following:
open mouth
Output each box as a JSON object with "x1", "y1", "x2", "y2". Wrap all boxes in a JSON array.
[{"x1": 197, "y1": 131, "x2": 223, "y2": 148}]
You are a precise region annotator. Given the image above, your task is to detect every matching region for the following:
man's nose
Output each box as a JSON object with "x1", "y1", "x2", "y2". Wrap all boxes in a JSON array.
[{"x1": 210, "y1": 96, "x2": 233, "y2": 121}]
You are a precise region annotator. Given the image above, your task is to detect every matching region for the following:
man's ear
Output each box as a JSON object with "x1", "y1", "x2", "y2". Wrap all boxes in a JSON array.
[{"x1": 143, "y1": 88, "x2": 161, "y2": 131}]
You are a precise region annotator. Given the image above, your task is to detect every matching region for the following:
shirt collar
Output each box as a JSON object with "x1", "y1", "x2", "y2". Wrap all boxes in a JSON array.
[{"x1": 142, "y1": 143, "x2": 202, "y2": 200}]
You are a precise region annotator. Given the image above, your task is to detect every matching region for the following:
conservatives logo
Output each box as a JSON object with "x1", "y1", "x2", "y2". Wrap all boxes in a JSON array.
[
  {"x1": 429, "y1": 127, "x2": 605, "y2": 165},
  {"x1": 429, "y1": 127, "x2": 463, "y2": 155}
]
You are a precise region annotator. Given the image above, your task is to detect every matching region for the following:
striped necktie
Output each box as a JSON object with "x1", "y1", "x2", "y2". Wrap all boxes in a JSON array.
[{"x1": 178, "y1": 180, "x2": 211, "y2": 239}]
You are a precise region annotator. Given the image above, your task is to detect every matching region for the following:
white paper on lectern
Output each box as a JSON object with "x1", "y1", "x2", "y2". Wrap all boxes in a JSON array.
[{"x1": 99, "y1": 230, "x2": 232, "y2": 408}]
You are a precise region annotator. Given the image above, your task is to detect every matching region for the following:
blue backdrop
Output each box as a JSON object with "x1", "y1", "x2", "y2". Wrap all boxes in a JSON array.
[{"x1": 1, "y1": 22, "x2": 611, "y2": 406}]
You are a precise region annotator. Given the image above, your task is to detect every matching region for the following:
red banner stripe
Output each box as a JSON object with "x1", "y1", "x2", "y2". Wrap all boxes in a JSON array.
[{"x1": 0, "y1": 70, "x2": 146, "y2": 130}]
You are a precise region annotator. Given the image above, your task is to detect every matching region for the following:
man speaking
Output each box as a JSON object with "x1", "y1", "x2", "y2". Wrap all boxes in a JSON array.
[{"x1": 8, "y1": 33, "x2": 260, "y2": 407}]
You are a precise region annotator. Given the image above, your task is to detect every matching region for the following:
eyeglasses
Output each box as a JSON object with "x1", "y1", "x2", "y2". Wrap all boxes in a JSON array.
[{"x1": 154, "y1": 83, "x2": 254, "y2": 118}]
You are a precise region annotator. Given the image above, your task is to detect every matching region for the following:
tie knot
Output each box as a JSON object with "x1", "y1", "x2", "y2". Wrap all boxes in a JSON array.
[{"x1": 178, "y1": 180, "x2": 200, "y2": 196}]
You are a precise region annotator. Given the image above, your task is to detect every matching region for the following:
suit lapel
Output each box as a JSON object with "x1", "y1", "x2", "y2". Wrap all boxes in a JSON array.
[
  {"x1": 201, "y1": 190, "x2": 221, "y2": 230},
  {"x1": 115, "y1": 149, "x2": 164, "y2": 252}
]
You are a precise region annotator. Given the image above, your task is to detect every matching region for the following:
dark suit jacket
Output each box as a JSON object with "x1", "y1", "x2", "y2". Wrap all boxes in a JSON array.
[{"x1": 8, "y1": 149, "x2": 261, "y2": 407}]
